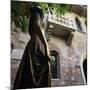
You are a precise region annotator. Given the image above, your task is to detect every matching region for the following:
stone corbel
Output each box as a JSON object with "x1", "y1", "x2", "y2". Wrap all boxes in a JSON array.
[{"x1": 66, "y1": 32, "x2": 74, "y2": 46}]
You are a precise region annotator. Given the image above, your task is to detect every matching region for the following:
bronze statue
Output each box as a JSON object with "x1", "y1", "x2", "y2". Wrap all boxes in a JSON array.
[{"x1": 13, "y1": 6, "x2": 51, "y2": 89}]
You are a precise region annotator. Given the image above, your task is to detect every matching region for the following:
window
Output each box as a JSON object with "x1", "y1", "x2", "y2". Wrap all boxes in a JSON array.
[
  {"x1": 50, "y1": 51, "x2": 60, "y2": 79},
  {"x1": 75, "y1": 17, "x2": 82, "y2": 32},
  {"x1": 80, "y1": 53, "x2": 87, "y2": 84},
  {"x1": 83, "y1": 59, "x2": 87, "y2": 83}
]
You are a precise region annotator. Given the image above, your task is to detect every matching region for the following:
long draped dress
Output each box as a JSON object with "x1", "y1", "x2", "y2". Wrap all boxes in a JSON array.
[{"x1": 13, "y1": 28, "x2": 51, "y2": 89}]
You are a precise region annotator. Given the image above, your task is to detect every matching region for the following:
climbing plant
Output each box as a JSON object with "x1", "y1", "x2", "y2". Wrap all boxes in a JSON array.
[{"x1": 11, "y1": 0, "x2": 70, "y2": 32}]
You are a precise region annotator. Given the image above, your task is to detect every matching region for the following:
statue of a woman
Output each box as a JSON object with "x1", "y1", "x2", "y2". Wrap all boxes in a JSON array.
[{"x1": 13, "y1": 6, "x2": 51, "y2": 89}]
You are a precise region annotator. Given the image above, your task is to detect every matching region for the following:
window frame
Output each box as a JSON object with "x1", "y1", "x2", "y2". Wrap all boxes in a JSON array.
[{"x1": 50, "y1": 50, "x2": 60, "y2": 79}]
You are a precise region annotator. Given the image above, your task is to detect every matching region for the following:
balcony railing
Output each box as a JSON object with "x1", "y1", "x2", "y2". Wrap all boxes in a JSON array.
[{"x1": 48, "y1": 14, "x2": 76, "y2": 31}]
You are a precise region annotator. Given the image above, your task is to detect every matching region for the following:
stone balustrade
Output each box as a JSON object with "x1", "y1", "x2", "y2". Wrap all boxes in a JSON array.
[{"x1": 48, "y1": 14, "x2": 76, "y2": 31}]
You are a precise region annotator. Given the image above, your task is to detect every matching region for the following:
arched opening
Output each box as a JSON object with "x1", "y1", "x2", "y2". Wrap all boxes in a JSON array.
[
  {"x1": 80, "y1": 53, "x2": 87, "y2": 84},
  {"x1": 83, "y1": 59, "x2": 87, "y2": 83},
  {"x1": 50, "y1": 50, "x2": 60, "y2": 79}
]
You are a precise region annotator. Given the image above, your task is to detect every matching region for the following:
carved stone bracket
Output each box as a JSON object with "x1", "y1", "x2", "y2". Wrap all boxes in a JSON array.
[{"x1": 66, "y1": 32, "x2": 74, "y2": 46}]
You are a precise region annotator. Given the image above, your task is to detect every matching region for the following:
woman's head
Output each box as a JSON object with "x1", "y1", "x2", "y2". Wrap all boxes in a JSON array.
[
  {"x1": 30, "y1": 6, "x2": 44, "y2": 20},
  {"x1": 28, "y1": 6, "x2": 45, "y2": 37}
]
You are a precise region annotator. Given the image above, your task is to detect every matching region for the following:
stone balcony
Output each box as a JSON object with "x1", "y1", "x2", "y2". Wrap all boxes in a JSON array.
[{"x1": 46, "y1": 14, "x2": 76, "y2": 46}]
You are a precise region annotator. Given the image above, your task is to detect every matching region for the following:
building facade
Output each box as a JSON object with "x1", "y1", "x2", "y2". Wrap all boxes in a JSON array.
[{"x1": 46, "y1": 5, "x2": 87, "y2": 86}]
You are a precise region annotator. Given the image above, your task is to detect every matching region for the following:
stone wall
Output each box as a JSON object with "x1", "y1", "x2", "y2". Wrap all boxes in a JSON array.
[{"x1": 48, "y1": 31, "x2": 86, "y2": 86}]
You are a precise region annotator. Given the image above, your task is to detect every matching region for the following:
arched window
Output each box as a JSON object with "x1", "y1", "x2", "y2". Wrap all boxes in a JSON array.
[
  {"x1": 80, "y1": 53, "x2": 87, "y2": 84},
  {"x1": 50, "y1": 51, "x2": 60, "y2": 79},
  {"x1": 75, "y1": 17, "x2": 82, "y2": 32},
  {"x1": 83, "y1": 59, "x2": 87, "y2": 83}
]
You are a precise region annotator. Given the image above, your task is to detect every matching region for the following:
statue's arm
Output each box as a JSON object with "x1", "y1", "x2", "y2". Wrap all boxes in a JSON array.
[
  {"x1": 37, "y1": 26, "x2": 51, "y2": 60},
  {"x1": 32, "y1": 12, "x2": 51, "y2": 60}
]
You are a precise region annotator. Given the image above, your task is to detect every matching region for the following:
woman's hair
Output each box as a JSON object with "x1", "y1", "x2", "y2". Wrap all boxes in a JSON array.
[
  {"x1": 30, "y1": 6, "x2": 44, "y2": 20},
  {"x1": 28, "y1": 6, "x2": 44, "y2": 37}
]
